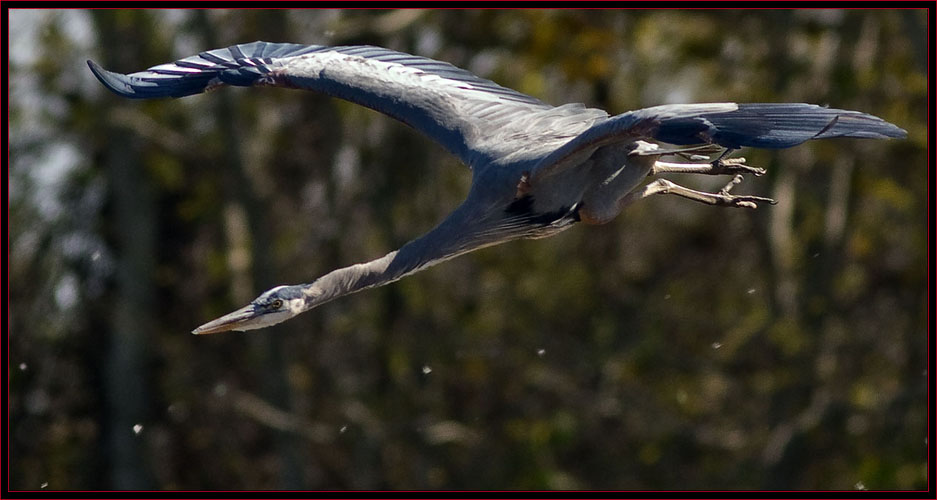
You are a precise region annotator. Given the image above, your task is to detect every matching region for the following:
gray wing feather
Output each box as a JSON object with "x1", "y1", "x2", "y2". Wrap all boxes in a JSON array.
[
  {"x1": 533, "y1": 103, "x2": 907, "y2": 179},
  {"x1": 639, "y1": 103, "x2": 907, "y2": 148},
  {"x1": 87, "y1": 41, "x2": 599, "y2": 167}
]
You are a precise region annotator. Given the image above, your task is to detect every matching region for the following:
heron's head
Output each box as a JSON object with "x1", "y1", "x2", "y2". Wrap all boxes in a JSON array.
[{"x1": 192, "y1": 285, "x2": 307, "y2": 335}]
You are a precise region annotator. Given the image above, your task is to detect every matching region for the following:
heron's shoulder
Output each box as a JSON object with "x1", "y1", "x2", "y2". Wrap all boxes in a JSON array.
[{"x1": 462, "y1": 104, "x2": 608, "y2": 167}]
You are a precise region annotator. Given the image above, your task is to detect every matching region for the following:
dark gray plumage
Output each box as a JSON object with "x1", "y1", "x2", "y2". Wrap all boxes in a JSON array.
[{"x1": 87, "y1": 41, "x2": 906, "y2": 334}]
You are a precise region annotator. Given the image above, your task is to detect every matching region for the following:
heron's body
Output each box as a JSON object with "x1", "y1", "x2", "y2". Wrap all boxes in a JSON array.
[{"x1": 87, "y1": 42, "x2": 906, "y2": 334}]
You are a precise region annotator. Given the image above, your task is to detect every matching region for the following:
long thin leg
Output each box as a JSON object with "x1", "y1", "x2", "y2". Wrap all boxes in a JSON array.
[
  {"x1": 620, "y1": 175, "x2": 777, "y2": 210},
  {"x1": 631, "y1": 143, "x2": 723, "y2": 157},
  {"x1": 651, "y1": 157, "x2": 766, "y2": 177}
]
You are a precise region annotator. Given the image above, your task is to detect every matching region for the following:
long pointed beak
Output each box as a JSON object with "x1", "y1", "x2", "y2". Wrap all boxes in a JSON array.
[{"x1": 192, "y1": 304, "x2": 258, "y2": 335}]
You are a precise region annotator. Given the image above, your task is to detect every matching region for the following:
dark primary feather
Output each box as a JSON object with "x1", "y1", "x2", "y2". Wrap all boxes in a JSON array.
[
  {"x1": 87, "y1": 41, "x2": 575, "y2": 167},
  {"x1": 649, "y1": 103, "x2": 908, "y2": 148},
  {"x1": 533, "y1": 102, "x2": 906, "y2": 179},
  {"x1": 588, "y1": 102, "x2": 905, "y2": 150},
  {"x1": 86, "y1": 41, "x2": 546, "y2": 105}
]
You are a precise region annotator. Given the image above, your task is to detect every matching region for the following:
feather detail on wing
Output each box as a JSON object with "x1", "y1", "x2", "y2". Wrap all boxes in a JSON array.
[
  {"x1": 531, "y1": 102, "x2": 907, "y2": 181},
  {"x1": 88, "y1": 41, "x2": 606, "y2": 168}
]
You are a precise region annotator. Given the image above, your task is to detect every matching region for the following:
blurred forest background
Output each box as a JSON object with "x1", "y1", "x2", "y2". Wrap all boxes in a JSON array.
[{"x1": 8, "y1": 8, "x2": 928, "y2": 491}]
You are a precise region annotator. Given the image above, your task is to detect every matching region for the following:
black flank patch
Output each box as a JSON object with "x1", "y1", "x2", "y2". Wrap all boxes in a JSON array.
[
  {"x1": 505, "y1": 195, "x2": 579, "y2": 226},
  {"x1": 505, "y1": 194, "x2": 535, "y2": 216}
]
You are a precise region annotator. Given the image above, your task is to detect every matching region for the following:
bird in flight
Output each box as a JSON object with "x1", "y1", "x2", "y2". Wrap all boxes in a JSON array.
[{"x1": 88, "y1": 42, "x2": 906, "y2": 335}]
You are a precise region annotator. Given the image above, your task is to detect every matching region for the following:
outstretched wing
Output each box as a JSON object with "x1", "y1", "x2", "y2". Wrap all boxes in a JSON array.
[
  {"x1": 532, "y1": 102, "x2": 907, "y2": 179},
  {"x1": 88, "y1": 41, "x2": 604, "y2": 168}
]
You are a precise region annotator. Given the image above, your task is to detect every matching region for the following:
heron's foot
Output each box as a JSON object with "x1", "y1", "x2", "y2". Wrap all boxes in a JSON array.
[
  {"x1": 712, "y1": 175, "x2": 777, "y2": 208},
  {"x1": 620, "y1": 175, "x2": 777, "y2": 210},
  {"x1": 711, "y1": 157, "x2": 767, "y2": 176}
]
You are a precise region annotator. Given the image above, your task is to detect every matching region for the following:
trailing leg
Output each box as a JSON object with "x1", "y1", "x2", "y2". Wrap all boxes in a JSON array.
[
  {"x1": 620, "y1": 175, "x2": 777, "y2": 210},
  {"x1": 651, "y1": 157, "x2": 766, "y2": 177}
]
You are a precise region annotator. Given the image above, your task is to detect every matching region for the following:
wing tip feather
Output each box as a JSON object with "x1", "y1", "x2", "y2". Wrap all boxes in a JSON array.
[
  {"x1": 87, "y1": 59, "x2": 119, "y2": 93},
  {"x1": 88, "y1": 59, "x2": 150, "y2": 98}
]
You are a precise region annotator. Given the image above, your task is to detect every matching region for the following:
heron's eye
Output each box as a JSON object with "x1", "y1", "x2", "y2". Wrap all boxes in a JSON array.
[{"x1": 271, "y1": 299, "x2": 283, "y2": 309}]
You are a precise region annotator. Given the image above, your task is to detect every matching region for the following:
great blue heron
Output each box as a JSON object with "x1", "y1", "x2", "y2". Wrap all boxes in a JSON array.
[{"x1": 88, "y1": 42, "x2": 906, "y2": 335}]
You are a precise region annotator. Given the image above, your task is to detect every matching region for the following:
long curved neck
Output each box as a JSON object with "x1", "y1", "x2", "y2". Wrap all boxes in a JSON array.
[
  {"x1": 298, "y1": 203, "x2": 493, "y2": 312},
  {"x1": 299, "y1": 249, "x2": 409, "y2": 310}
]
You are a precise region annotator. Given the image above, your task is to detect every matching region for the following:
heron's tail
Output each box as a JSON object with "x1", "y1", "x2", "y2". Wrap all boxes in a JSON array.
[{"x1": 643, "y1": 102, "x2": 907, "y2": 149}]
